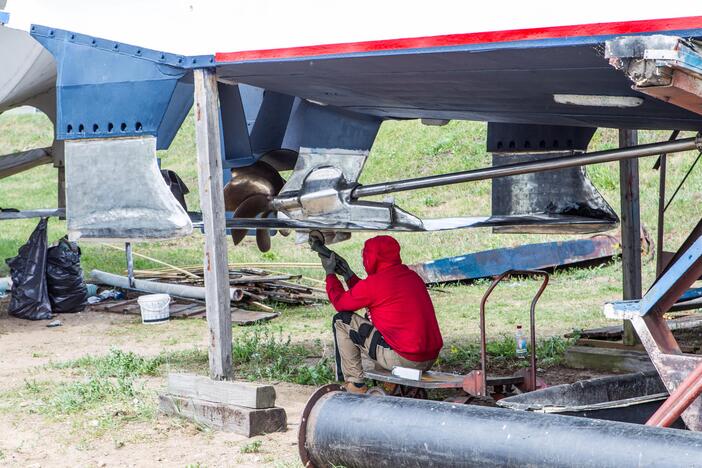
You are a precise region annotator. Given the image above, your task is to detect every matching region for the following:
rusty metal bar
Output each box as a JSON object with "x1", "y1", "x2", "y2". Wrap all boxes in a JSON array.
[
  {"x1": 647, "y1": 362, "x2": 702, "y2": 428},
  {"x1": 479, "y1": 270, "x2": 549, "y2": 394}
]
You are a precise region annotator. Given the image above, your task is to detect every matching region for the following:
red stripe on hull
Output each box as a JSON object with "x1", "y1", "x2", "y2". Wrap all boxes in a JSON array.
[{"x1": 215, "y1": 15, "x2": 702, "y2": 63}]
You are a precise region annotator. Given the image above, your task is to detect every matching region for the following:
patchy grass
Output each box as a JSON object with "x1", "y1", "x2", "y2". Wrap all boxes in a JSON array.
[
  {"x1": 11, "y1": 373, "x2": 154, "y2": 440},
  {"x1": 232, "y1": 327, "x2": 335, "y2": 386},
  {"x1": 436, "y1": 334, "x2": 575, "y2": 373},
  {"x1": 240, "y1": 440, "x2": 263, "y2": 454}
]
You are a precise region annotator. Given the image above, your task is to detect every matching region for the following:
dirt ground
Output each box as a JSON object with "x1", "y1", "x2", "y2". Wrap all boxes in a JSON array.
[
  {"x1": 0, "y1": 304, "x2": 315, "y2": 468},
  {"x1": 0, "y1": 300, "x2": 616, "y2": 467}
]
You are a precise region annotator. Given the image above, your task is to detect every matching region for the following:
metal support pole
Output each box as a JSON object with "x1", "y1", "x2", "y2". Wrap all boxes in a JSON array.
[
  {"x1": 656, "y1": 154, "x2": 667, "y2": 276},
  {"x1": 353, "y1": 135, "x2": 700, "y2": 199},
  {"x1": 619, "y1": 129, "x2": 642, "y2": 346},
  {"x1": 654, "y1": 131, "x2": 679, "y2": 276},
  {"x1": 125, "y1": 242, "x2": 135, "y2": 289},
  {"x1": 57, "y1": 165, "x2": 66, "y2": 220},
  {"x1": 194, "y1": 68, "x2": 233, "y2": 380}
]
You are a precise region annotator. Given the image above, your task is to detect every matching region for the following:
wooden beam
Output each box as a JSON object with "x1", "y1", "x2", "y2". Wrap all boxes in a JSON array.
[
  {"x1": 168, "y1": 373, "x2": 276, "y2": 409},
  {"x1": 565, "y1": 346, "x2": 654, "y2": 373},
  {"x1": 0, "y1": 147, "x2": 52, "y2": 179},
  {"x1": 159, "y1": 394, "x2": 286, "y2": 437},
  {"x1": 619, "y1": 129, "x2": 642, "y2": 346},
  {"x1": 194, "y1": 68, "x2": 233, "y2": 380}
]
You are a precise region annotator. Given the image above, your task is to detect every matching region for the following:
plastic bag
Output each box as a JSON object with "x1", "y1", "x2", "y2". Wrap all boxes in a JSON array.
[
  {"x1": 46, "y1": 237, "x2": 88, "y2": 313},
  {"x1": 5, "y1": 218, "x2": 52, "y2": 320}
]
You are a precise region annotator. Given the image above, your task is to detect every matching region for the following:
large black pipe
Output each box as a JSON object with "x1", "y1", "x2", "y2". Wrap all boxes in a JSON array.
[{"x1": 300, "y1": 388, "x2": 702, "y2": 468}]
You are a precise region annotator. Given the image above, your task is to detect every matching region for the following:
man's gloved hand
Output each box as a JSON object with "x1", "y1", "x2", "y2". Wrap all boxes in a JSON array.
[
  {"x1": 334, "y1": 254, "x2": 355, "y2": 282},
  {"x1": 320, "y1": 251, "x2": 338, "y2": 275}
]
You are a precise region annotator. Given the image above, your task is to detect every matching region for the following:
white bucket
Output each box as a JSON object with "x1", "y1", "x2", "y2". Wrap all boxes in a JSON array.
[{"x1": 137, "y1": 294, "x2": 171, "y2": 324}]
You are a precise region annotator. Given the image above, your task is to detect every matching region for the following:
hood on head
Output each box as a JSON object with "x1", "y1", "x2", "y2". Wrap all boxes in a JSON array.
[{"x1": 362, "y1": 235, "x2": 402, "y2": 274}]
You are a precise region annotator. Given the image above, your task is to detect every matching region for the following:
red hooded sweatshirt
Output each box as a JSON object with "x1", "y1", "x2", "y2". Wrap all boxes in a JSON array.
[{"x1": 326, "y1": 235, "x2": 443, "y2": 362}]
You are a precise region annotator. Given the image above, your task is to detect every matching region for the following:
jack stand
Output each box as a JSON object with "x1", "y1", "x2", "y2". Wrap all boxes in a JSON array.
[{"x1": 605, "y1": 226, "x2": 702, "y2": 431}]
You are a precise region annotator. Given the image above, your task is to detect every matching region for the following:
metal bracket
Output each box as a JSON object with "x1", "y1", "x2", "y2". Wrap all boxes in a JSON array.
[
  {"x1": 272, "y1": 147, "x2": 423, "y2": 230},
  {"x1": 606, "y1": 35, "x2": 702, "y2": 116}
]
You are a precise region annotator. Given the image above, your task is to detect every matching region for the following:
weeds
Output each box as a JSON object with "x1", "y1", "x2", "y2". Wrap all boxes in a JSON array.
[
  {"x1": 49, "y1": 327, "x2": 334, "y2": 391},
  {"x1": 233, "y1": 327, "x2": 335, "y2": 386},
  {"x1": 437, "y1": 334, "x2": 574, "y2": 373},
  {"x1": 240, "y1": 440, "x2": 263, "y2": 454},
  {"x1": 55, "y1": 348, "x2": 162, "y2": 378}
]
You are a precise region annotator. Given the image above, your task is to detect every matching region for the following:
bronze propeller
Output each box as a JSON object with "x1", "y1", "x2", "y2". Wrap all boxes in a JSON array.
[{"x1": 223, "y1": 161, "x2": 287, "y2": 252}]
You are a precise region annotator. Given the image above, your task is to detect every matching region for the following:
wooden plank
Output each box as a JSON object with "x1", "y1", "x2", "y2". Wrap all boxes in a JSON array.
[
  {"x1": 565, "y1": 345, "x2": 654, "y2": 373},
  {"x1": 570, "y1": 314, "x2": 702, "y2": 339},
  {"x1": 576, "y1": 338, "x2": 646, "y2": 352},
  {"x1": 231, "y1": 309, "x2": 280, "y2": 326},
  {"x1": 194, "y1": 68, "x2": 233, "y2": 380},
  {"x1": 167, "y1": 373, "x2": 276, "y2": 409},
  {"x1": 619, "y1": 129, "x2": 642, "y2": 346},
  {"x1": 0, "y1": 147, "x2": 52, "y2": 179},
  {"x1": 159, "y1": 394, "x2": 286, "y2": 437}
]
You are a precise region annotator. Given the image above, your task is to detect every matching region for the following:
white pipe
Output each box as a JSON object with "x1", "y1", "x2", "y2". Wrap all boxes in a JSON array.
[{"x1": 90, "y1": 269, "x2": 244, "y2": 302}]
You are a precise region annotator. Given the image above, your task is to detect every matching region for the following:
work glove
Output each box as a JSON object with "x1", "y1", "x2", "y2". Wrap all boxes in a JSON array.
[
  {"x1": 320, "y1": 251, "x2": 338, "y2": 276},
  {"x1": 334, "y1": 254, "x2": 355, "y2": 282}
]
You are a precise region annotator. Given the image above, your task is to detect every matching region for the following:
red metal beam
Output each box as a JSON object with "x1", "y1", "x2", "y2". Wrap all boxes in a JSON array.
[{"x1": 646, "y1": 361, "x2": 702, "y2": 428}]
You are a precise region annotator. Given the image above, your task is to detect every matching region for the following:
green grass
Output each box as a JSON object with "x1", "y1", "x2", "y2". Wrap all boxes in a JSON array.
[
  {"x1": 231, "y1": 327, "x2": 335, "y2": 385},
  {"x1": 240, "y1": 440, "x2": 263, "y2": 454},
  {"x1": 436, "y1": 334, "x2": 574, "y2": 373},
  {"x1": 53, "y1": 328, "x2": 335, "y2": 386}
]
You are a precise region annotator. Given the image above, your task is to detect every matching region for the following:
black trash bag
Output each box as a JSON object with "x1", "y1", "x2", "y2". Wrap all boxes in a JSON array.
[
  {"x1": 161, "y1": 169, "x2": 189, "y2": 211},
  {"x1": 46, "y1": 237, "x2": 88, "y2": 313},
  {"x1": 5, "y1": 218, "x2": 52, "y2": 320}
]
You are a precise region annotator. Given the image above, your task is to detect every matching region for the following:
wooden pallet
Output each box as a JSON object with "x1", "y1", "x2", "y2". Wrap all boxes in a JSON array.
[
  {"x1": 90, "y1": 298, "x2": 207, "y2": 318},
  {"x1": 89, "y1": 298, "x2": 279, "y2": 325}
]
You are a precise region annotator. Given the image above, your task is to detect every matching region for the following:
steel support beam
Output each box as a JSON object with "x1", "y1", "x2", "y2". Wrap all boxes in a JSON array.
[
  {"x1": 194, "y1": 68, "x2": 232, "y2": 380},
  {"x1": 619, "y1": 129, "x2": 642, "y2": 346}
]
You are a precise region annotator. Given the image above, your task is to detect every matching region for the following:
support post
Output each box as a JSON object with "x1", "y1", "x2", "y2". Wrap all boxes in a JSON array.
[
  {"x1": 57, "y1": 165, "x2": 66, "y2": 220},
  {"x1": 619, "y1": 129, "x2": 642, "y2": 346},
  {"x1": 656, "y1": 154, "x2": 667, "y2": 275},
  {"x1": 194, "y1": 68, "x2": 233, "y2": 380},
  {"x1": 125, "y1": 242, "x2": 135, "y2": 289}
]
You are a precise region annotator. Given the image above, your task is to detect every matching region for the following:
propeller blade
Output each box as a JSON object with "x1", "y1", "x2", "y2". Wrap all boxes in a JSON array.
[
  {"x1": 230, "y1": 194, "x2": 270, "y2": 245},
  {"x1": 222, "y1": 161, "x2": 287, "y2": 251},
  {"x1": 256, "y1": 229, "x2": 271, "y2": 252}
]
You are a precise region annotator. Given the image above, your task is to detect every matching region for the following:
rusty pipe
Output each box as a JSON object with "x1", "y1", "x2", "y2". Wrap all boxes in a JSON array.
[
  {"x1": 479, "y1": 270, "x2": 549, "y2": 394},
  {"x1": 647, "y1": 361, "x2": 702, "y2": 428}
]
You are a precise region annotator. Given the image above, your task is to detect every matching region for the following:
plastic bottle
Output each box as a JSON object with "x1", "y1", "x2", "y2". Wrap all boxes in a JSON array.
[{"x1": 515, "y1": 325, "x2": 528, "y2": 358}]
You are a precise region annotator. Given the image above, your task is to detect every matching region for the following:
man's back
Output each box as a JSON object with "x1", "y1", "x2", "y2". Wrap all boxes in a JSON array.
[
  {"x1": 325, "y1": 235, "x2": 443, "y2": 362},
  {"x1": 359, "y1": 262, "x2": 443, "y2": 362}
]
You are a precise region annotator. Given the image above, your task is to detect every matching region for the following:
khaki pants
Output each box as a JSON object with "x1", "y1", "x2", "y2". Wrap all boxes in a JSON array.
[{"x1": 332, "y1": 312, "x2": 435, "y2": 384}]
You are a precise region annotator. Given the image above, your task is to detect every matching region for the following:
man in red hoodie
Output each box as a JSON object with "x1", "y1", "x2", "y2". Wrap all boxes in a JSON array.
[{"x1": 319, "y1": 235, "x2": 443, "y2": 394}]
